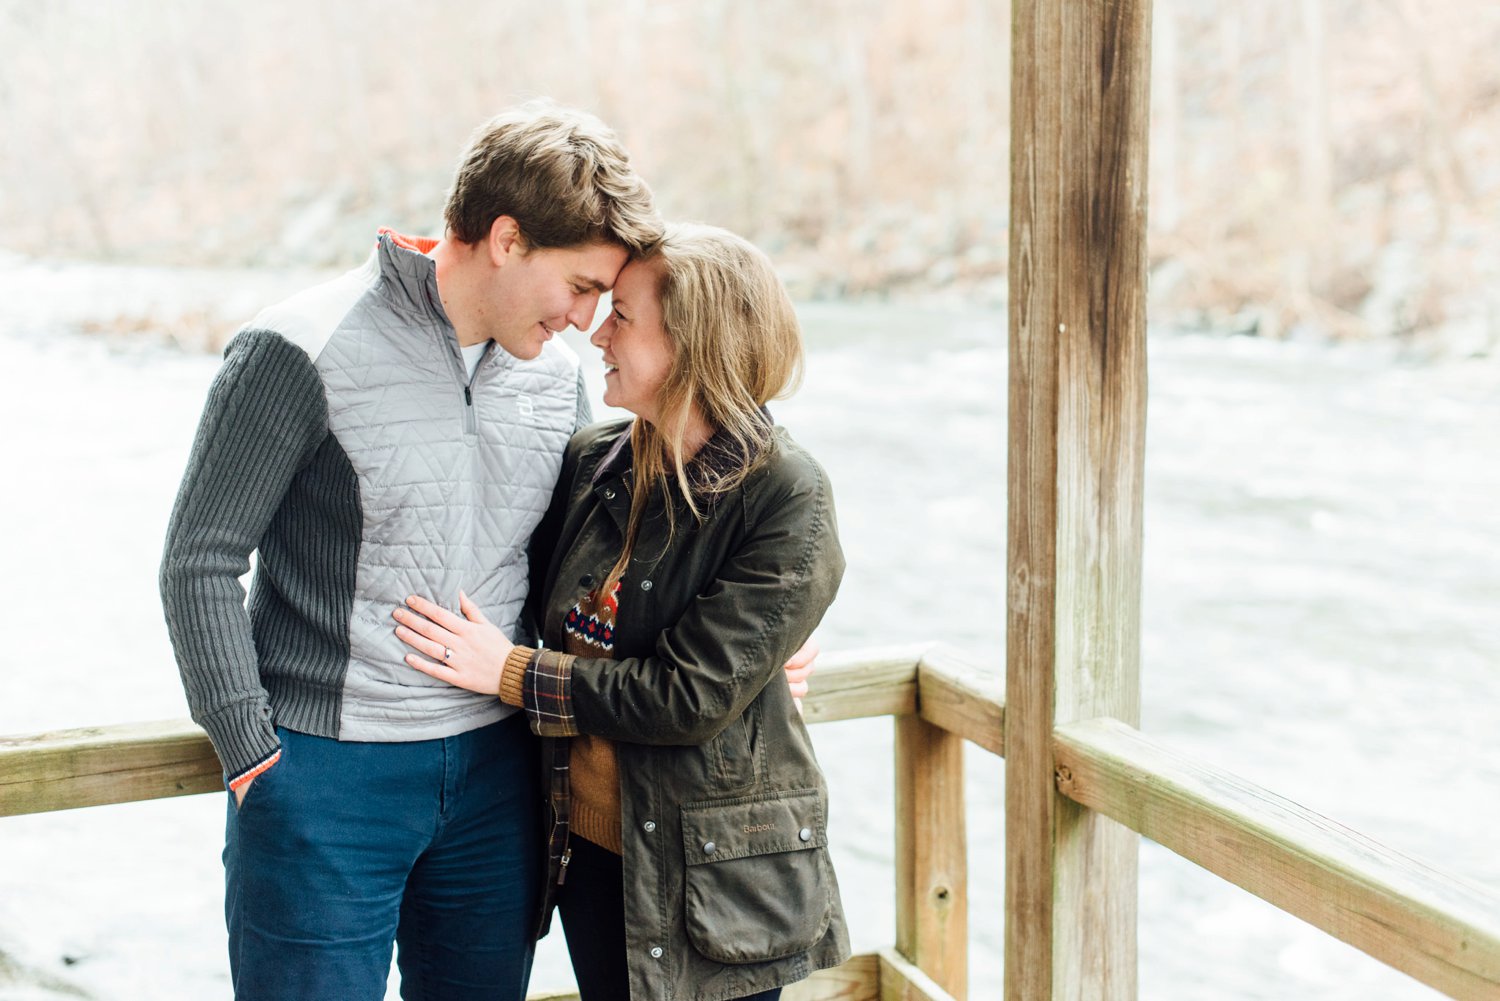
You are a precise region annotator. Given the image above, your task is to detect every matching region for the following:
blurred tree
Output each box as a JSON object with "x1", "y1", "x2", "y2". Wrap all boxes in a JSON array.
[{"x1": 0, "y1": 0, "x2": 1496, "y2": 342}]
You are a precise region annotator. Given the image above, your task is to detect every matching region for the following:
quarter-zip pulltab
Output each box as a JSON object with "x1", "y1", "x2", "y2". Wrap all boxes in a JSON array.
[
  {"x1": 462, "y1": 382, "x2": 478, "y2": 435},
  {"x1": 453, "y1": 339, "x2": 488, "y2": 437},
  {"x1": 557, "y1": 847, "x2": 573, "y2": 886}
]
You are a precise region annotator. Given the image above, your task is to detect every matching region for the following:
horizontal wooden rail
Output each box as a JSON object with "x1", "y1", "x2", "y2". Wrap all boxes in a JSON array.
[
  {"x1": 799, "y1": 645, "x2": 924, "y2": 724},
  {"x1": 916, "y1": 646, "x2": 1005, "y2": 756},
  {"x1": 876, "y1": 948, "x2": 961, "y2": 1001},
  {"x1": 525, "y1": 950, "x2": 945, "y2": 1001},
  {"x1": 0, "y1": 718, "x2": 223, "y2": 816},
  {"x1": 1054, "y1": 717, "x2": 1500, "y2": 1000},
  {"x1": 0, "y1": 645, "x2": 981, "y2": 818},
  {"x1": 7, "y1": 647, "x2": 1499, "y2": 999},
  {"x1": 779, "y1": 949, "x2": 957, "y2": 1001},
  {"x1": 783, "y1": 952, "x2": 879, "y2": 1000},
  {"x1": 800, "y1": 644, "x2": 1003, "y2": 756}
]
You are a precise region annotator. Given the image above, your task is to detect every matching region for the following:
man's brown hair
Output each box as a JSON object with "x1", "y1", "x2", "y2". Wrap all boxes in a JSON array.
[{"x1": 444, "y1": 102, "x2": 662, "y2": 255}]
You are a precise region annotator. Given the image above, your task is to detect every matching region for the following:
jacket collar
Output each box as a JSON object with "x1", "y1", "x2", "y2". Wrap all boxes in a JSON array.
[
  {"x1": 373, "y1": 228, "x2": 453, "y2": 328},
  {"x1": 591, "y1": 410, "x2": 775, "y2": 496},
  {"x1": 592, "y1": 428, "x2": 634, "y2": 485}
]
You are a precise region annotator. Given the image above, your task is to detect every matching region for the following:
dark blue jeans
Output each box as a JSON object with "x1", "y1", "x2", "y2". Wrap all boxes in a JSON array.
[{"x1": 224, "y1": 715, "x2": 541, "y2": 1001}]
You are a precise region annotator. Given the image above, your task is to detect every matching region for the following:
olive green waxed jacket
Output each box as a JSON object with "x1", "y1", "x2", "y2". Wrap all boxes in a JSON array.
[{"x1": 520, "y1": 418, "x2": 850, "y2": 1001}]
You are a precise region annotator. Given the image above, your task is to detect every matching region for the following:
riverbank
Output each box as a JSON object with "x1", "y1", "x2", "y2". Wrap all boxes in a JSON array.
[{"x1": 2, "y1": 249, "x2": 1496, "y2": 364}]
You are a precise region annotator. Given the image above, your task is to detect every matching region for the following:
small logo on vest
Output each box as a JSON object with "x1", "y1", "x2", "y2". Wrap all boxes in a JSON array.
[
  {"x1": 743, "y1": 822, "x2": 776, "y2": 834},
  {"x1": 516, "y1": 395, "x2": 535, "y2": 418}
]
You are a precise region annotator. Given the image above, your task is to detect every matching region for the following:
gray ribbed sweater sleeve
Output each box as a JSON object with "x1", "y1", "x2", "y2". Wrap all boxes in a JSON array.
[{"x1": 160, "y1": 328, "x2": 329, "y2": 783}]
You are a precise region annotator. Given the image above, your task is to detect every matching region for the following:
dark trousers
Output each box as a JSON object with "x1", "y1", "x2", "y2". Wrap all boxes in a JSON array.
[
  {"x1": 557, "y1": 835, "x2": 782, "y2": 1001},
  {"x1": 224, "y1": 716, "x2": 541, "y2": 1001}
]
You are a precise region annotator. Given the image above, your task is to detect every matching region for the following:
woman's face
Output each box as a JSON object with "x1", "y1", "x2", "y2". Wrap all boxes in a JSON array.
[{"x1": 590, "y1": 259, "x2": 674, "y2": 424}]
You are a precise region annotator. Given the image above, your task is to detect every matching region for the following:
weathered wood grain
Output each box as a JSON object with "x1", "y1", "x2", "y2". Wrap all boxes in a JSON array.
[
  {"x1": 523, "y1": 949, "x2": 958, "y2": 1001},
  {"x1": 1055, "y1": 717, "x2": 1500, "y2": 1000},
  {"x1": 878, "y1": 948, "x2": 960, "y2": 1001},
  {"x1": 0, "y1": 718, "x2": 221, "y2": 817},
  {"x1": 0, "y1": 648, "x2": 926, "y2": 818},
  {"x1": 1006, "y1": 0, "x2": 1152, "y2": 997},
  {"x1": 800, "y1": 646, "x2": 923, "y2": 725},
  {"x1": 13, "y1": 646, "x2": 1495, "y2": 1001},
  {"x1": 784, "y1": 952, "x2": 881, "y2": 1001},
  {"x1": 895, "y1": 714, "x2": 969, "y2": 998},
  {"x1": 917, "y1": 645, "x2": 1004, "y2": 756}
]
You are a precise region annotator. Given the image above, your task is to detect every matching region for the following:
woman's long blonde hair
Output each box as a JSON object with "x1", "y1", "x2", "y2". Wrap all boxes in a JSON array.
[{"x1": 600, "y1": 223, "x2": 804, "y2": 598}]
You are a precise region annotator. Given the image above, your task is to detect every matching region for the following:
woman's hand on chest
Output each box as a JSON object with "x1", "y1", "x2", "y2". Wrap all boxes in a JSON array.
[{"x1": 392, "y1": 591, "x2": 515, "y2": 695}]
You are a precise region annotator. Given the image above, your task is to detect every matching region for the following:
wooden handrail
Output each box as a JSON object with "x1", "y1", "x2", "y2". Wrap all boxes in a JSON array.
[
  {"x1": 0, "y1": 644, "x2": 992, "y2": 820},
  {"x1": 3, "y1": 645, "x2": 1497, "y2": 998},
  {"x1": 530, "y1": 950, "x2": 957, "y2": 1001},
  {"x1": 0, "y1": 646, "x2": 928, "y2": 819},
  {"x1": 0, "y1": 717, "x2": 223, "y2": 816},
  {"x1": 1054, "y1": 717, "x2": 1500, "y2": 999}
]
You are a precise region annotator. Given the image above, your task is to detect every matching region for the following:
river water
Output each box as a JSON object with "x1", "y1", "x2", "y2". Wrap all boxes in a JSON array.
[{"x1": 0, "y1": 268, "x2": 1496, "y2": 1000}]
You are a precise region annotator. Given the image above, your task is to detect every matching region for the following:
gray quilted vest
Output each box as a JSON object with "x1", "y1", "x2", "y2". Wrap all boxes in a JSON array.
[{"x1": 252, "y1": 233, "x2": 581, "y2": 740}]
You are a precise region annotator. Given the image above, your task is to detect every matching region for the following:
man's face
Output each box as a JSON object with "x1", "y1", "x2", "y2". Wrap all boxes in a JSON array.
[{"x1": 486, "y1": 240, "x2": 630, "y2": 359}]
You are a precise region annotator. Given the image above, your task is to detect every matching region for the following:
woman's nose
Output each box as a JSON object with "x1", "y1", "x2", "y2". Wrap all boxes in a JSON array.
[{"x1": 590, "y1": 317, "x2": 613, "y2": 348}]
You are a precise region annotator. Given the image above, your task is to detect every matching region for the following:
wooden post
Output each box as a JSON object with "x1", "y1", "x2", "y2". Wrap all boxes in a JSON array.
[
  {"x1": 895, "y1": 714, "x2": 968, "y2": 998},
  {"x1": 1005, "y1": 0, "x2": 1152, "y2": 998}
]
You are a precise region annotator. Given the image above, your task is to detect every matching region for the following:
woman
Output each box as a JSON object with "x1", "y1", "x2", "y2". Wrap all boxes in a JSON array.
[{"x1": 391, "y1": 223, "x2": 849, "y2": 1000}]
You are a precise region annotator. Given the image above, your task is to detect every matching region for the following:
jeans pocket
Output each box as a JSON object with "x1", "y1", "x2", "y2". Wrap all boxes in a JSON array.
[
  {"x1": 232, "y1": 741, "x2": 286, "y2": 815},
  {"x1": 679, "y1": 788, "x2": 832, "y2": 964}
]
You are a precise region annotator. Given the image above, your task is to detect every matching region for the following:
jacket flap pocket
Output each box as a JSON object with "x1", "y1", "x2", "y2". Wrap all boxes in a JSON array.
[
  {"x1": 678, "y1": 788, "x2": 834, "y2": 965},
  {"x1": 681, "y1": 788, "x2": 825, "y2": 865}
]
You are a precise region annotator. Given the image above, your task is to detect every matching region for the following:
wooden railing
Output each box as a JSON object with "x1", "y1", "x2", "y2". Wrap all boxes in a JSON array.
[{"x1": 4, "y1": 646, "x2": 1497, "y2": 999}]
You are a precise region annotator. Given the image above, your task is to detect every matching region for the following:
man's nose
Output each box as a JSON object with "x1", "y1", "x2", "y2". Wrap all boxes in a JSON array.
[{"x1": 569, "y1": 291, "x2": 602, "y2": 332}]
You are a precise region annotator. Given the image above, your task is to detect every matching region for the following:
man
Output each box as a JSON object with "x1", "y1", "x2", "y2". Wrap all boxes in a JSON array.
[{"x1": 161, "y1": 104, "x2": 812, "y2": 1001}]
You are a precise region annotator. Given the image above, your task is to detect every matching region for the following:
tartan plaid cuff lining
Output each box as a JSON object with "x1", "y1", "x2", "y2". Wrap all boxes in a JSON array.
[{"x1": 522, "y1": 647, "x2": 579, "y2": 738}]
